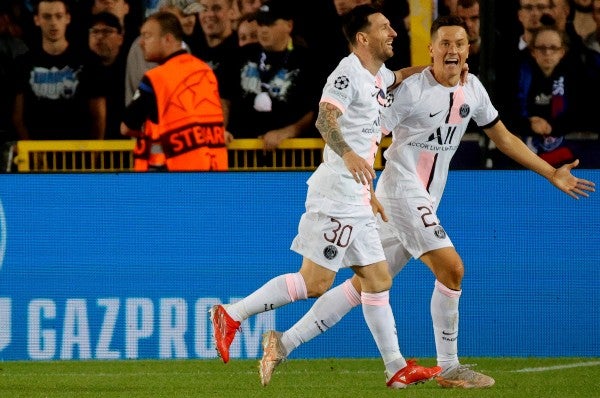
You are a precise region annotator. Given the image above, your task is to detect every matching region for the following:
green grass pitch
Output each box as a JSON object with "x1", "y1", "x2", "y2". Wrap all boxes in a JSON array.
[{"x1": 1, "y1": 357, "x2": 599, "y2": 397}]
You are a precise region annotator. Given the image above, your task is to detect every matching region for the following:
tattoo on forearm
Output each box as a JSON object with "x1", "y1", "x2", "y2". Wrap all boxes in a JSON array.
[{"x1": 316, "y1": 103, "x2": 351, "y2": 158}]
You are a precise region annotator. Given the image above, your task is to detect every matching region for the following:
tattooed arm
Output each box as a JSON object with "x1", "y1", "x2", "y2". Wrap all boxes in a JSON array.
[
  {"x1": 315, "y1": 102, "x2": 351, "y2": 158},
  {"x1": 315, "y1": 102, "x2": 376, "y2": 185}
]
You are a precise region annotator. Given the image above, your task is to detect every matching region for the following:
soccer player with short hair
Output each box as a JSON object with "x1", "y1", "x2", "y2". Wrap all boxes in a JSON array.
[
  {"x1": 259, "y1": 14, "x2": 595, "y2": 389},
  {"x1": 211, "y1": 3, "x2": 443, "y2": 389}
]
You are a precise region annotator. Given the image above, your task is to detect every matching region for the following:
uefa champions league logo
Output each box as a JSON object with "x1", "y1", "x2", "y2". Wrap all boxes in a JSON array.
[{"x1": 0, "y1": 199, "x2": 5, "y2": 272}]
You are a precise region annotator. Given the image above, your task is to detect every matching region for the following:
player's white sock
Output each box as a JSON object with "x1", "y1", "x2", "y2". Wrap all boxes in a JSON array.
[
  {"x1": 431, "y1": 279, "x2": 461, "y2": 370},
  {"x1": 362, "y1": 290, "x2": 406, "y2": 374},
  {"x1": 226, "y1": 273, "x2": 307, "y2": 322},
  {"x1": 281, "y1": 278, "x2": 361, "y2": 355}
]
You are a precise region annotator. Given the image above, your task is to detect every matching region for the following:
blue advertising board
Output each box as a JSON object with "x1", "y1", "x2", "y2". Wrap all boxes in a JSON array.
[{"x1": 0, "y1": 171, "x2": 598, "y2": 361}]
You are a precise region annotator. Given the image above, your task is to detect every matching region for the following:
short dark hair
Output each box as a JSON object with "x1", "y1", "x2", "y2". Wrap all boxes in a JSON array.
[
  {"x1": 33, "y1": 0, "x2": 70, "y2": 14},
  {"x1": 430, "y1": 15, "x2": 468, "y2": 37},
  {"x1": 457, "y1": 0, "x2": 479, "y2": 9},
  {"x1": 146, "y1": 10, "x2": 184, "y2": 41},
  {"x1": 341, "y1": 4, "x2": 380, "y2": 46}
]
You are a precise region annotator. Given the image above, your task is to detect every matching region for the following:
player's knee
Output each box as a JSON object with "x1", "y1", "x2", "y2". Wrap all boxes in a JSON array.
[
  {"x1": 378, "y1": 272, "x2": 393, "y2": 291},
  {"x1": 359, "y1": 270, "x2": 392, "y2": 293},
  {"x1": 305, "y1": 278, "x2": 334, "y2": 297},
  {"x1": 445, "y1": 261, "x2": 464, "y2": 288},
  {"x1": 453, "y1": 260, "x2": 465, "y2": 279}
]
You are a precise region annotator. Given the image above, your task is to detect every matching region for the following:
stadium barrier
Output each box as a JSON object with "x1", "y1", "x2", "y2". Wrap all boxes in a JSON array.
[
  {"x1": 11, "y1": 132, "x2": 599, "y2": 172},
  {"x1": 12, "y1": 138, "x2": 393, "y2": 172},
  {"x1": 227, "y1": 138, "x2": 327, "y2": 171},
  {"x1": 13, "y1": 140, "x2": 136, "y2": 172}
]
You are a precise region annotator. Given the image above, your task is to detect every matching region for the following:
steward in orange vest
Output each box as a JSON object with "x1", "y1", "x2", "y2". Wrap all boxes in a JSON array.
[{"x1": 121, "y1": 11, "x2": 227, "y2": 171}]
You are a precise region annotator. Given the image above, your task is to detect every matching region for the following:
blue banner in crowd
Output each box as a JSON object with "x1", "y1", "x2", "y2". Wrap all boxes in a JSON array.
[{"x1": 0, "y1": 171, "x2": 598, "y2": 361}]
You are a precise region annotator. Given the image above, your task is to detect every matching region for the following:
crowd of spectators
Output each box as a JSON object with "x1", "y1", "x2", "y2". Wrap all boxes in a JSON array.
[{"x1": 0, "y1": 0, "x2": 599, "y2": 171}]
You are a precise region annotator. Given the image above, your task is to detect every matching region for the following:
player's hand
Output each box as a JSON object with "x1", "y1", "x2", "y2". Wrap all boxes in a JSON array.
[
  {"x1": 371, "y1": 194, "x2": 388, "y2": 222},
  {"x1": 343, "y1": 151, "x2": 376, "y2": 185},
  {"x1": 551, "y1": 159, "x2": 595, "y2": 199},
  {"x1": 460, "y1": 62, "x2": 469, "y2": 85}
]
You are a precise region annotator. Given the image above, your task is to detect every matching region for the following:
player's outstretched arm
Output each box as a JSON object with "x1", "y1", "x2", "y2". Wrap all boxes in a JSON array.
[
  {"x1": 548, "y1": 159, "x2": 595, "y2": 199},
  {"x1": 485, "y1": 120, "x2": 595, "y2": 199}
]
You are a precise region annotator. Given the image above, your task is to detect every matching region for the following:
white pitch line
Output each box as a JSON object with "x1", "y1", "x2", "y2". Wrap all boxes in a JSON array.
[{"x1": 513, "y1": 361, "x2": 600, "y2": 373}]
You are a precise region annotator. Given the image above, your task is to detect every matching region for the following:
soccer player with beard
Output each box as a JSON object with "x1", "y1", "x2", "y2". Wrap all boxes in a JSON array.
[
  {"x1": 258, "y1": 14, "x2": 595, "y2": 389},
  {"x1": 211, "y1": 4, "x2": 443, "y2": 389}
]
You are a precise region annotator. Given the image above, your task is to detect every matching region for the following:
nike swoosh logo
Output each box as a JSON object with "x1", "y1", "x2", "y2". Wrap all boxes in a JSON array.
[
  {"x1": 442, "y1": 330, "x2": 457, "y2": 335},
  {"x1": 429, "y1": 110, "x2": 443, "y2": 117}
]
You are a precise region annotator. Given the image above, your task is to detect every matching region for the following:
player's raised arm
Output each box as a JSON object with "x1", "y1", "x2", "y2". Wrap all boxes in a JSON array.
[{"x1": 484, "y1": 120, "x2": 595, "y2": 199}]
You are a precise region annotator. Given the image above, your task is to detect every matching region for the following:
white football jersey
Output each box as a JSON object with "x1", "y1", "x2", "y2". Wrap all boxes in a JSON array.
[
  {"x1": 308, "y1": 53, "x2": 395, "y2": 205},
  {"x1": 378, "y1": 68, "x2": 499, "y2": 207}
]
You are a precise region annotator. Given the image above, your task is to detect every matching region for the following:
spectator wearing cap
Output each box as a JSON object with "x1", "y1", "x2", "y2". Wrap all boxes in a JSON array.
[
  {"x1": 91, "y1": 0, "x2": 137, "y2": 48},
  {"x1": 124, "y1": 0, "x2": 199, "y2": 105},
  {"x1": 70, "y1": 0, "x2": 138, "y2": 55},
  {"x1": 87, "y1": 11, "x2": 128, "y2": 139},
  {"x1": 220, "y1": 0, "x2": 321, "y2": 160}
]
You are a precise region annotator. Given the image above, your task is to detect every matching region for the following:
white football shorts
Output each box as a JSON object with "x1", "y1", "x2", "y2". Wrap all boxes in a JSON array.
[
  {"x1": 291, "y1": 187, "x2": 386, "y2": 272},
  {"x1": 377, "y1": 194, "x2": 454, "y2": 273}
]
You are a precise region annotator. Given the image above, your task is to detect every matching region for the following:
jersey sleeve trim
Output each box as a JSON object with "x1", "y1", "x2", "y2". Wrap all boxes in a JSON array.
[
  {"x1": 479, "y1": 115, "x2": 500, "y2": 130},
  {"x1": 320, "y1": 97, "x2": 346, "y2": 114}
]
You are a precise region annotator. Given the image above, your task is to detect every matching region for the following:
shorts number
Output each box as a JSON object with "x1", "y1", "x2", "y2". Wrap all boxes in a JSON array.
[
  {"x1": 324, "y1": 217, "x2": 353, "y2": 248},
  {"x1": 417, "y1": 205, "x2": 438, "y2": 228}
]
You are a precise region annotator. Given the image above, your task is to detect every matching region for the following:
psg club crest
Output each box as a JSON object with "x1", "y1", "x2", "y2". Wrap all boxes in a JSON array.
[
  {"x1": 459, "y1": 104, "x2": 470, "y2": 118},
  {"x1": 434, "y1": 226, "x2": 447, "y2": 239},
  {"x1": 323, "y1": 245, "x2": 338, "y2": 260}
]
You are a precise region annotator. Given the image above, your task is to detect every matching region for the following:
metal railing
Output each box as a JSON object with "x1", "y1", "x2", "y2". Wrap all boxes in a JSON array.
[
  {"x1": 228, "y1": 138, "x2": 325, "y2": 171},
  {"x1": 12, "y1": 138, "x2": 393, "y2": 172},
  {"x1": 14, "y1": 140, "x2": 136, "y2": 172}
]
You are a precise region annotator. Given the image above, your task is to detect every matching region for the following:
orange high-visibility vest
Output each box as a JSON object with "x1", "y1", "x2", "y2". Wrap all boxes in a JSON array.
[
  {"x1": 142, "y1": 53, "x2": 227, "y2": 171},
  {"x1": 132, "y1": 121, "x2": 165, "y2": 171},
  {"x1": 133, "y1": 135, "x2": 150, "y2": 171}
]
